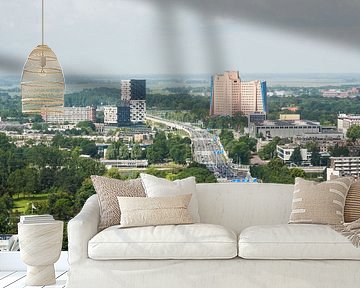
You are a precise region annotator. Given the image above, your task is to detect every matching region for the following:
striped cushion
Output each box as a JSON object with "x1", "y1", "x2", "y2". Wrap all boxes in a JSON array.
[
  {"x1": 289, "y1": 177, "x2": 353, "y2": 225},
  {"x1": 344, "y1": 181, "x2": 360, "y2": 223}
]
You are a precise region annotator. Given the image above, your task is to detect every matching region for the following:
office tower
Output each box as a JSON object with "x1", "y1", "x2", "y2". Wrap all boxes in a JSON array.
[
  {"x1": 210, "y1": 71, "x2": 267, "y2": 116},
  {"x1": 121, "y1": 80, "x2": 146, "y2": 123}
]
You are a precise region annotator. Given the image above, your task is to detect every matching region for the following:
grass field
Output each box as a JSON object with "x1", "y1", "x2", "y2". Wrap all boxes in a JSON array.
[{"x1": 12, "y1": 193, "x2": 49, "y2": 214}]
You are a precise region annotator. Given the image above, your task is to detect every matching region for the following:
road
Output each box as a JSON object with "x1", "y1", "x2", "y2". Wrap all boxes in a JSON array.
[{"x1": 147, "y1": 115, "x2": 248, "y2": 181}]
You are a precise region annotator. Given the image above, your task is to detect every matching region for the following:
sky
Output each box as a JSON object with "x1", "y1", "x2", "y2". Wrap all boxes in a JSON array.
[{"x1": 1, "y1": 0, "x2": 360, "y2": 75}]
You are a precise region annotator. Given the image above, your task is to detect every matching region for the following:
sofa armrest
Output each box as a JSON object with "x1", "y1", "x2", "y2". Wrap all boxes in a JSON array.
[{"x1": 68, "y1": 194, "x2": 100, "y2": 264}]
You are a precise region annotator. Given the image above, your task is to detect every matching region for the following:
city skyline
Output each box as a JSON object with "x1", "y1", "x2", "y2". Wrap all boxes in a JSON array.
[{"x1": 1, "y1": 0, "x2": 360, "y2": 76}]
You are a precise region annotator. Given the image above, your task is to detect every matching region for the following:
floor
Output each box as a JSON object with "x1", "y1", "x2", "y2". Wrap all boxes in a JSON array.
[{"x1": 0, "y1": 271, "x2": 67, "y2": 288}]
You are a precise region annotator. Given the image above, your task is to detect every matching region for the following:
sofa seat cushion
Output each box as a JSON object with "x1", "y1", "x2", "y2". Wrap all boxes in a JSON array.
[
  {"x1": 238, "y1": 224, "x2": 360, "y2": 260},
  {"x1": 89, "y1": 223, "x2": 237, "y2": 260}
]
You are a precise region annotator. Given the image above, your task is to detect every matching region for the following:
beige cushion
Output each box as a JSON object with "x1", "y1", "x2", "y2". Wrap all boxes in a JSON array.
[
  {"x1": 345, "y1": 181, "x2": 360, "y2": 223},
  {"x1": 238, "y1": 224, "x2": 360, "y2": 260},
  {"x1": 118, "y1": 194, "x2": 193, "y2": 228},
  {"x1": 140, "y1": 173, "x2": 200, "y2": 222},
  {"x1": 88, "y1": 223, "x2": 237, "y2": 260},
  {"x1": 289, "y1": 177, "x2": 353, "y2": 225},
  {"x1": 91, "y1": 176, "x2": 146, "y2": 230}
]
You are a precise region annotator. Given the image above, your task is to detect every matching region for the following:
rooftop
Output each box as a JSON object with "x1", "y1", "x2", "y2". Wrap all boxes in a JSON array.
[{"x1": 253, "y1": 120, "x2": 320, "y2": 127}]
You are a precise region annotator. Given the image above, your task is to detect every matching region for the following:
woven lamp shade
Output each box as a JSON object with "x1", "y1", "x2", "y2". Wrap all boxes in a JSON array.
[{"x1": 21, "y1": 44, "x2": 65, "y2": 115}]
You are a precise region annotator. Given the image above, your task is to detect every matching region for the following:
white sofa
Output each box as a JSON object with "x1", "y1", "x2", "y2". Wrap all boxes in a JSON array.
[{"x1": 67, "y1": 183, "x2": 360, "y2": 288}]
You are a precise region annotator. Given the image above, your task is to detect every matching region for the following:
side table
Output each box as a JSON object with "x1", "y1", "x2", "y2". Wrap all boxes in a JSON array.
[{"x1": 18, "y1": 221, "x2": 63, "y2": 286}]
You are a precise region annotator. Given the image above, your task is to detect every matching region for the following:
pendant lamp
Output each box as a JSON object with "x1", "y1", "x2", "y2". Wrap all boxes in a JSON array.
[{"x1": 21, "y1": 0, "x2": 65, "y2": 115}]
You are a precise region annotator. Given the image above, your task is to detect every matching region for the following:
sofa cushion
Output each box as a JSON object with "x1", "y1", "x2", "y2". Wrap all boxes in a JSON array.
[
  {"x1": 118, "y1": 194, "x2": 193, "y2": 228},
  {"x1": 91, "y1": 176, "x2": 146, "y2": 230},
  {"x1": 140, "y1": 173, "x2": 200, "y2": 222},
  {"x1": 345, "y1": 180, "x2": 360, "y2": 223},
  {"x1": 289, "y1": 177, "x2": 353, "y2": 225},
  {"x1": 88, "y1": 223, "x2": 237, "y2": 260},
  {"x1": 238, "y1": 224, "x2": 360, "y2": 260}
]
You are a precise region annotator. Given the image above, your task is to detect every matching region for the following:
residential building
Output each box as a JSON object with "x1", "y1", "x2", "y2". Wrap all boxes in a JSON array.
[
  {"x1": 210, "y1": 71, "x2": 267, "y2": 116},
  {"x1": 248, "y1": 112, "x2": 266, "y2": 124},
  {"x1": 337, "y1": 114, "x2": 360, "y2": 136},
  {"x1": 293, "y1": 131, "x2": 345, "y2": 153},
  {"x1": 104, "y1": 106, "x2": 118, "y2": 125},
  {"x1": 327, "y1": 157, "x2": 360, "y2": 180},
  {"x1": 121, "y1": 79, "x2": 146, "y2": 123},
  {"x1": 249, "y1": 120, "x2": 321, "y2": 139},
  {"x1": 276, "y1": 144, "x2": 310, "y2": 164},
  {"x1": 41, "y1": 106, "x2": 96, "y2": 124}
]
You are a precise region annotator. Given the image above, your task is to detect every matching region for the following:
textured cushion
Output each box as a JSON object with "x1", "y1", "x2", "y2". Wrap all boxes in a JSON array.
[
  {"x1": 88, "y1": 223, "x2": 237, "y2": 260},
  {"x1": 345, "y1": 181, "x2": 360, "y2": 223},
  {"x1": 238, "y1": 224, "x2": 360, "y2": 260},
  {"x1": 140, "y1": 173, "x2": 200, "y2": 222},
  {"x1": 91, "y1": 176, "x2": 146, "y2": 230},
  {"x1": 289, "y1": 177, "x2": 353, "y2": 225},
  {"x1": 118, "y1": 194, "x2": 193, "y2": 228}
]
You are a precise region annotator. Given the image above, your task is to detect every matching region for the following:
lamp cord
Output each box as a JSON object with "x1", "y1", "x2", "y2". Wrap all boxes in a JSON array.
[{"x1": 42, "y1": 0, "x2": 44, "y2": 45}]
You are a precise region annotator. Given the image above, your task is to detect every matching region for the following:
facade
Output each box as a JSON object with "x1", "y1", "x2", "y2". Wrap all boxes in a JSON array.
[
  {"x1": 327, "y1": 157, "x2": 360, "y2": 180},
  {"x1": 277, "y1": 144, "x2": 310, "y2": 163},
  {"x1": 279, "y1": 114, "x2": 300, "y2": 121},
  {"x1": 210, "y1": 71, "x2": 267, "y2": 117},
  {"x1": 338, "y1": 114, "x2": 360, "y2": 136},
  {"x1": 104, "y1": 106, "x2": 131, "y2": 127},
  {"x1": 293, "y1": 131, "x2": 345, "y2": 153},
  {"x1": 121, "y1": 80, "x2": 146, "y2": 123},
  {"x1": 250, "y1": 120, "x2": 321, "y2": 139},
  {"x1": 104, "y1": 106, "x2": 118, "y2": 125},
  {"x1": 41, "y1": 106, "x2": 96, "y2": 124},
  {"x1": 248, "y1": 112, "x2": 266, "y2": 124}
]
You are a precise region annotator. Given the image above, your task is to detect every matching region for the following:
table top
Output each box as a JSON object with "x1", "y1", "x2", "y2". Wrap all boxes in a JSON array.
[{"x1": 18, "y1": 221, "x2": 63, "y2": 227}]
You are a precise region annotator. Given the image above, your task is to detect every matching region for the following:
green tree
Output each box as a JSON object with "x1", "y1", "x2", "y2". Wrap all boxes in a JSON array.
[
  {"x1": 169, "y1": 144, "x2": 187, "y2": 164},
  {"x1": 0, "y1": 194, "x2": 12, "y2": 233},
  {"x1": 119, "y1": 145, "x2": 129, "y2": 160},
  {"x1": 311, "y1": 150, "x2": 321, "y2": 166},
  {"x1": 258, "y1": 137, "x2": 281, "y2": 160},
  {"x1": 347, "y1": 125, "x2": 360, "y2": 142},
  {"x1": 289, "y1": 147, "x2": 302, "y2": 166},
  {"x1": 131, "y1": 143, "x2": 142, "y2": 160},
  {"x1": 330, "y1": 144, "x2": 349, "y2": 157}
]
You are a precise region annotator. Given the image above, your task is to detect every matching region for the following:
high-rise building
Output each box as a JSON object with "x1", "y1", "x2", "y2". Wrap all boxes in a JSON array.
[
  {"x1": 121, "y1": 80, "x2": 146, "y2": 123},
  {"x1": 210, "y1": 71, "x2": 267, "y2": 116}
]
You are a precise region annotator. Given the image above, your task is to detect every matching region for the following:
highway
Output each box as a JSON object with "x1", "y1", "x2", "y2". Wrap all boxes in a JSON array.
[{"x1": 147, "y1": 115, "x2": 248, "y2": 180}]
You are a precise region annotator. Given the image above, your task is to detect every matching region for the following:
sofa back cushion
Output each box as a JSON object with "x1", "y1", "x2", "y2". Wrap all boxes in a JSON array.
[
  {"x1": 140, "y1": 173, "x2": 200, "y2": 222},
  {"x1": 289, "y1": 177, "x2": 353, "y2": 225},
  {"x1": 195, "y1": 183, "x2": 294, "y2": 234},
  {"x1": 91, "y1": 176, "x2": 146, "y2": 230}
]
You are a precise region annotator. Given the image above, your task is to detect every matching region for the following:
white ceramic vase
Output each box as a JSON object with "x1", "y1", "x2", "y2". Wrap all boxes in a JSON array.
[{"x1": 18, "y1": 221, "x2": 63, "y2": 286}]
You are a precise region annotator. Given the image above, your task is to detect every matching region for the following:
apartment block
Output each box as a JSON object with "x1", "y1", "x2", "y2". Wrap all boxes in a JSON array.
[
  {"x1": 210, "y1": 71, "x2": 267, "y2": 116},
  {"x1": 104, "y1": 106, "x2": 119, "y2": 125},
  {"x1": 121, "y1": 79, "x2": 146, "y2": 123},
  {"x1": 327, "y1": 157, "x2": 360, "y2": 180},
  {"x1": 338, "y1": 114, "x2": 360, "y2": 136},
  {"x1": 41, "y1": 106, "x2": 96, "y2": 124},
  {"x1": 104, "y1": 106, "x2": 131, "y2": 126},
  {"x1": 293, "y1": 131, "x2": 344, "y2": 153},
  {"x1": 277, "y1": 144, "x2": 310, "y2": 163},
  {"x1": 250, "y1": 120, "x2": 321, "y2": 139}
]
